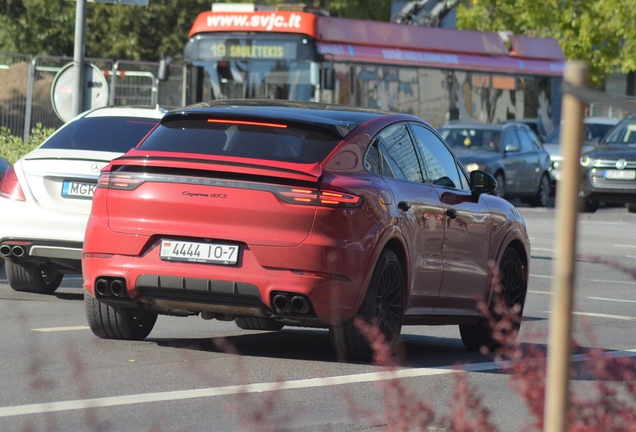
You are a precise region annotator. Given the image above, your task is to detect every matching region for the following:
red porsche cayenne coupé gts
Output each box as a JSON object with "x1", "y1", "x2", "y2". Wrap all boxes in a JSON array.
[{"x1": 82, "y1": 100, "x2": 530, "y2": 361}]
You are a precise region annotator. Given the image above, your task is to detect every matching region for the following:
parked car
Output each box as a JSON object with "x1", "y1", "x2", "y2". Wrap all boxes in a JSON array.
[
  {"x1": 510, "y1": 117, "x2": 548, "y2": 142},
  {"x1": 0, "y1": 157, "x2": 9, "y2": 270},
  {"x1": 0, "y1": 106, "x2": 164, "y2": 293},
  {"x1": 543, "y1": 116, "x2": 620, "y2": 188},
  {"x1": 579, "y1": 115, "x2": 636, "y2": 213},
  {"x1": 438, "y1": 121, "x2": 552, "y2": 207},
  {"x1": 82, "y1": 100, "x2": 530, "y2": 361}
]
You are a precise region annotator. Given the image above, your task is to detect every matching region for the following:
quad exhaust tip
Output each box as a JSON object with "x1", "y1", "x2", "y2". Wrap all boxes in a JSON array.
[
  {"x1": 272, "y1": 292, "x2": 312, "y2": 315},
  {"x1": 0, "y1": 244, "x2": 27, "y2": 258},
  {"x1": 95, "y1": 277, "x2": 128, "y2": 298}
]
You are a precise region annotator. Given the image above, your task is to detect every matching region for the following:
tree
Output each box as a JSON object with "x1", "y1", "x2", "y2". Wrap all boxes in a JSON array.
[{"x1": 456, "y1": 0, "x2": 636, "y2": 88}]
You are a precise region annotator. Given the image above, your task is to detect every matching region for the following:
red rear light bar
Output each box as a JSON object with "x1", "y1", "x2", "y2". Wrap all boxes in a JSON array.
[
  {"x1": 98, "y1": 172, "x2": 362, "y2": 208},
  {"x1": 207, "y1": 119, "x2": 287, "y2": 129}
]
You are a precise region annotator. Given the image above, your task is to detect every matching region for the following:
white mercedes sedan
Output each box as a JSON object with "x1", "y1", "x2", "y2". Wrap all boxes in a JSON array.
[{"x1": 0, "y1": 106, "x2": 164, "y2": 293}]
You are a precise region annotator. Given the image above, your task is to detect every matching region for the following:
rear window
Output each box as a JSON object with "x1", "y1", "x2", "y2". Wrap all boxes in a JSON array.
[
  {"x1": 438, "y1": 127, "x2": 501, "y2": 152},
  {"x1": 40, "y1": 117, "x2": 159, "y2": 152},
  {"x1": 137, "y1": 119, "x2": 341, "y2": 164}
]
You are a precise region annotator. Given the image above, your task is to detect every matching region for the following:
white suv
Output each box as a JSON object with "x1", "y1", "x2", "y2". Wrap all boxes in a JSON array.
[{"x1": 0, "y1": 106, "x2": 164, "y2": 293}]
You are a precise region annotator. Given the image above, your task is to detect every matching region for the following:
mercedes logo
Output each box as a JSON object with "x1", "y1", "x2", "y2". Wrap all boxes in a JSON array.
[
  {"x1": 90, "y1": 163, "x2": 103, "y2": 173},
  {"x1": 616, "y1": 159, "x2": 628, "y2": 170}
]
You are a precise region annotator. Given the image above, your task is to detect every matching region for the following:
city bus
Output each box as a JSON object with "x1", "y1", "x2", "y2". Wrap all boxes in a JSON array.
[{"x1": 183, "y1": 4, "x2": 565, "y2": 131}]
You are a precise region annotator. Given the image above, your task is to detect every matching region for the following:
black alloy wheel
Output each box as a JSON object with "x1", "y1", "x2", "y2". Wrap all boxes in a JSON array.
[
  {"x1": 460, "y1": 248, "x2": 526, "y2": 351},
  {"x1": 85, "y1": 294, "x2": 157, "y2": 340},
  {"x1": 580, "y1": 199, "x2": 599, "y2": 213},
  {"x1": 6, "y1": 261, "x2": 63, "y2": 294},
  {"x1": 330, "y1": 250, "x2": 404, "y2": 362},
  {"x1": 529, "y1": 175, "x2": 550, "y2": 207}
]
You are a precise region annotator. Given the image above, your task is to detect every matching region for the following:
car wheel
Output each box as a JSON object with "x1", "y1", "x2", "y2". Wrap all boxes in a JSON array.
[
  {"x1": 627, "y1": 203, "x2": 636, "y2": 213},
  {"x1": 580, "y1": 199, "x2": 599, "y2": 213},
  {"x1": 329, "y1": 249, "x2": 404, "y2": 362},
  {"x1": 459, "y1": 248, "x2": 526, "y2": 352},
  {"x1": 235, "y1": 317, "x2": 284, "y2": 331},
  {"x1": 85, "y1": 293, "x2": 157, "y2": 340},
  {"x1": 494, "y1": 172, "x2": 505, "y2": 199},
  {"x1": 529, "y1": 174, "x2": 550, "y2": 207},
  {"x1": 5, "y1": 261, "x2": 63, "y2": 294}
]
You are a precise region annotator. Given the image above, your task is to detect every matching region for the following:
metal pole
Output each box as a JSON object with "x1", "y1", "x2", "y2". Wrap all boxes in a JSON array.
[
  {"x1": 22, "y1": 56, "x2": 37, "y2": 144},
  {"x1": 543, "y1": 61, "x2": 588, "y2": 432},
  {"x1": 72, "y1": 0, "x2": 87, "y2": 117}
]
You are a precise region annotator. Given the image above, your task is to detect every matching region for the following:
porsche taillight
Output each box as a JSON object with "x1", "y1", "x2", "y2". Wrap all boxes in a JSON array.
[
  {"x1": 98, "y1": 171, "x2": 145, "y2": 191},
  {"x1": 274, "y1": 187, "x2": 362, "y2": 208},
  {"x1": 0, "y1": 166, "x2": 26, "y2": 201}
]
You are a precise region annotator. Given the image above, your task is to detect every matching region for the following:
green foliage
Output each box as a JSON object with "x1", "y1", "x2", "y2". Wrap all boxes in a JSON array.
[
  {"x1": 0, "y1": 123, "x2": 55, "y2": 164},
  {"x1": 456, "y1": 0, "x2": 636, "y2": 87}
]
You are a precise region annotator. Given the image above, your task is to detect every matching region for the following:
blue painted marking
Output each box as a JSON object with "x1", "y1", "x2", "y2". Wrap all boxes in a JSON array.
[
  {"x1": 519, "y1": 60, "x2": 525, "y2": 69},
  {"x1": 348, "y1": 45, "x2": 355, "y2": 57}
]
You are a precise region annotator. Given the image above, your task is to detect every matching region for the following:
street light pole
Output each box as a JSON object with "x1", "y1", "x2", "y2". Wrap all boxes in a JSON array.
[{"x1": 72, "y1": 0, "x2": 87, "y2": 117}]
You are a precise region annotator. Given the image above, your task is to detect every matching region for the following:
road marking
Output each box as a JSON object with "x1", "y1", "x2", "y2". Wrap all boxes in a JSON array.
[
  {"x1": 531, "y1": 247, "x2": 555, "y2": 252},
  {"x1": 528, "y1": 290, "x2": 552, "y2": 295},
  {"x1": 588, "y1": 297, "x2": 636, "y2": 303},
  {"x1": 589, "y1": 279, "x2": 636, "y2": 285},
  {"x1": 579, "y1": 221, "x2": 628, "y2": 225},
  {"x1": 626, "y1": 255, "x2": 636, "y2": 259},
  {"x1": 0, "y1": 350, "x2": 634, "y2": 418},
  {"x1": 572, "y1": 311, "x2": 636, "y2": 321},
  {"x1": 31, "y1": 326, "x2": 89, "y2": 332},
  {"x1": 613, "y1": 244, "x2": 636, "y2": 248},
  {"x1": 530, "y1": 274, "x2": 553, "y2": 279}
]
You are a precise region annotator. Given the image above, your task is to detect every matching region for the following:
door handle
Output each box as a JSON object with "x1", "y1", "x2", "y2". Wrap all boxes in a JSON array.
[
  {"x1": 398, "y1": 201, "x2": 411, "y2": 211},
  {"x1": 445, "y1": 209, "x2": 459, "y2": 219}
]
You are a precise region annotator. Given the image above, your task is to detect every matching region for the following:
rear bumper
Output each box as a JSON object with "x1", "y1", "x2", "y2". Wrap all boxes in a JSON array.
[
  {"x1": 82, "y1": 239, "x2": 363, "y2": 325},
  {"x1": 1, "y1": 238, "x2": 82, "y2": 272}
]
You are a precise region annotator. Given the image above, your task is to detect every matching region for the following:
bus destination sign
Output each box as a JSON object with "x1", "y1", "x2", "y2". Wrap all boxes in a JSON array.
[{"x1": 199, "y1": 40, "x2": 297, "y2": 61}]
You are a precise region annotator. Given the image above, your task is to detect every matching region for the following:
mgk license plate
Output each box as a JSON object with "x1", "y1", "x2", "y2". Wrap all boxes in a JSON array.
[{"x1": 160, "y1": 240, "x2": 239, "y2": 265}]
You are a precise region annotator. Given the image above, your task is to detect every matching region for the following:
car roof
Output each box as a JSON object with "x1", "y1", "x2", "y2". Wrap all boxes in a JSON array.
[
  {"x1": 164, "y1": 99, "x2": 391, "y2": 137},
  {"x1": 440, "y1": 121, "x2": 507, "y2": 130},
  {"x1": 583, "y1": 116, "x2": 621, "y2": 125},
  {"x1": 82, "y1": 105, "x2": 166, "y2": 120}
]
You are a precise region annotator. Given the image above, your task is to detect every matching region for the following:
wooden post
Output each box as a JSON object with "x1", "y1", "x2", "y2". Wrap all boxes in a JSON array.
[{"x1": 543, "y1": 61, "x2": 588, "y2": 432}]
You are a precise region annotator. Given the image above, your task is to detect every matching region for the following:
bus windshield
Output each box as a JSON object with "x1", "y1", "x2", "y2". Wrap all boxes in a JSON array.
[{"x1": 185, "y1": 34, "x2": 318, "y2": 101}]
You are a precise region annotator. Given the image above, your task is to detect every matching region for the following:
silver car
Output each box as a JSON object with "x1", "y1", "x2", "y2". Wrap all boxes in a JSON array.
[{"x1": 543, "y1": 117, "x2": 620, "y2": 188}]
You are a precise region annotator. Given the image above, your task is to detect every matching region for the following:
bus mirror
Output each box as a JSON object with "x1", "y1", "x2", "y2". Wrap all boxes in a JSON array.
[
  {"x1": 158, "y1": 57, "x2": 172, "y2": 81},
  {"x1": 323, "y1": 68, "x2": 335, "y2": 91},
  {"x1": 310, "y1": 62, "x2": 320, "y2": 86}
]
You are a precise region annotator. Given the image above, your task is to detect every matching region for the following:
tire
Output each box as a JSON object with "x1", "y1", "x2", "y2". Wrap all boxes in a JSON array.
[
  {"x1": 580, "y1": 199, "x2": 599, "y2": 213},
  {"x1": 235, "y1": 317, "x2": 284, "y2": 331},
  {"x1": 330, "y1": 250, "x2": 404, "y2": 362},
  {"x1": 85, "y1": 293, "x2": 157, "y2": 340},
  {"x1": 460, "y1": 248, "x2": 526, "y2": 352},
  {"x1": 627, "y1": 203, "x2": 636, "y2": 213},
  {"x1": 494, "y1": 172, "x2": 505, "y2": 199},
  {"x1": 529, "y1": 174, "x2": 550, "y2": 207},
  {"x1": 5, "y1": 261, "x2": 63, "y2": 294}
]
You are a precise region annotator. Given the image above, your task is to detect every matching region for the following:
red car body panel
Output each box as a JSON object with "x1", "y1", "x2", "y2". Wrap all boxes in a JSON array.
[{"x1": 82, "y1": 101, "x2": 530, "y2": 331}]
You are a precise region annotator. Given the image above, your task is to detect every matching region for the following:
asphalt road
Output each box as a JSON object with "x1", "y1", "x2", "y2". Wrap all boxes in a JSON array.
[{"x1": 1, "y1": 200, "x2": 636, "y2": 431}]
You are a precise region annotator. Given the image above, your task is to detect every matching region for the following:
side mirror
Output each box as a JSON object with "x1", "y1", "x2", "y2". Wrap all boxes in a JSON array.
[
  {"x1": 322, "y1": 68, "x2": 335, "y2": 91},
  {"x1": 590, "y1": 137, "x2": 600, "y2": 146},
  {"x1": 504, "y1": 144, "x2": 520, "y2": 153},
  {"x1": 470, "y1": 170, "x2": 497, "y2": 196}
]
